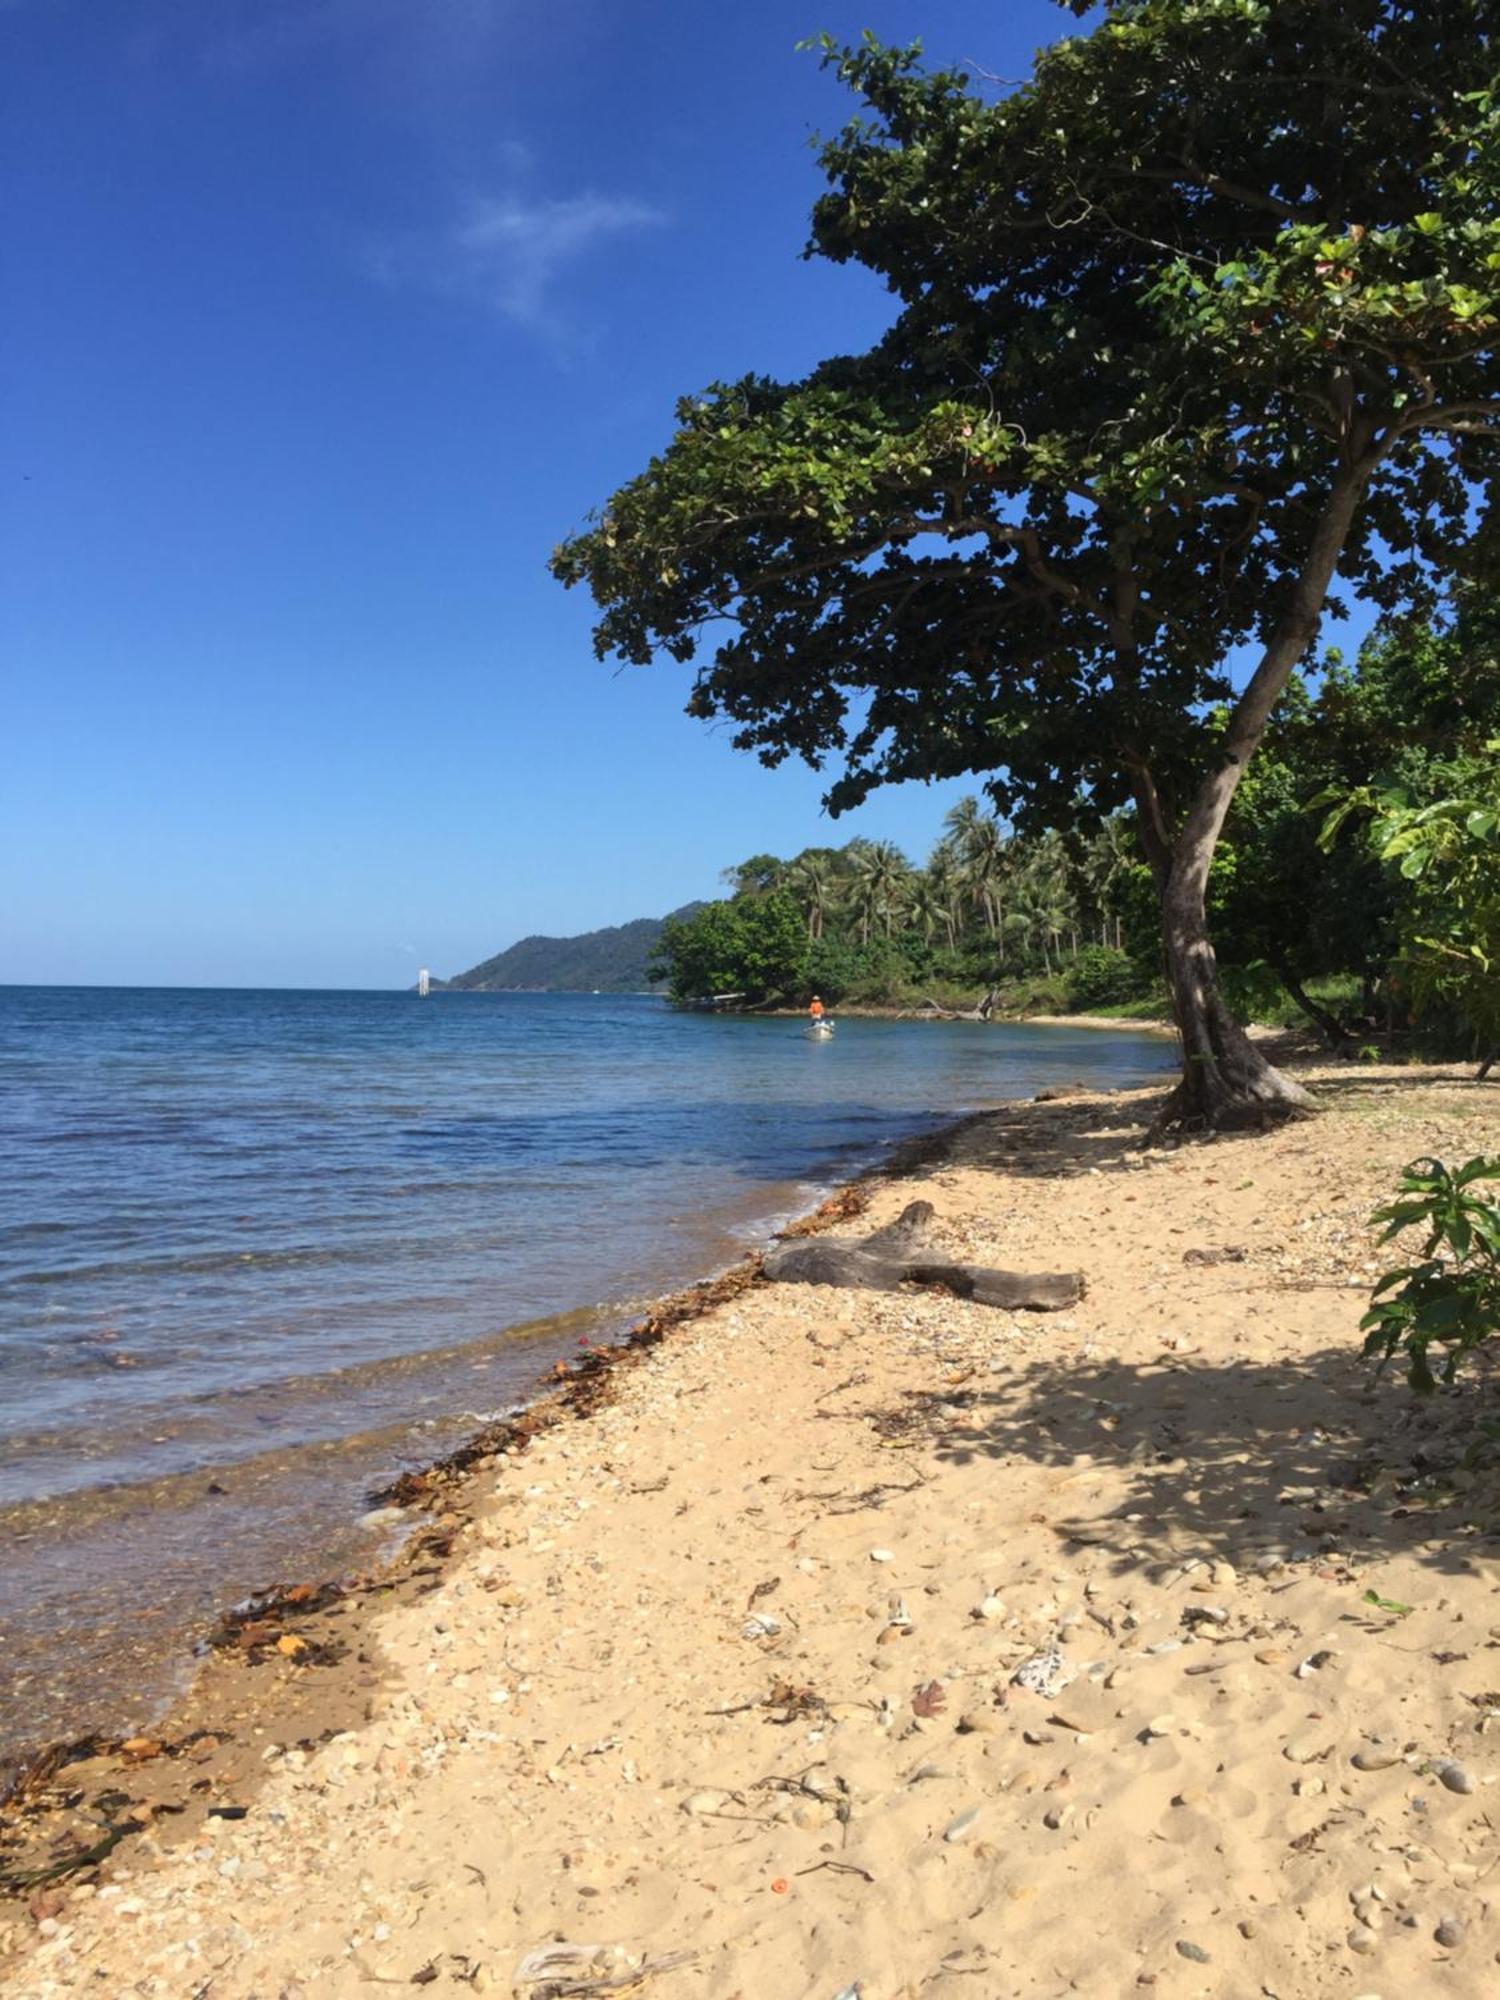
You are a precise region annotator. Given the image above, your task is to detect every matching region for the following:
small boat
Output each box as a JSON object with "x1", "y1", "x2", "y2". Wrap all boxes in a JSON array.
[{"x1": 804, "y1": 1019, "x2": 835, "y2": 1041}]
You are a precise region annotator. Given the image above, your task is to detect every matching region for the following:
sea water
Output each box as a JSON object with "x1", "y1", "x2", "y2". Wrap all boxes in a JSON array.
[{"x1": 0, "y1": 985, "x2": 1169, "y2": 1768}]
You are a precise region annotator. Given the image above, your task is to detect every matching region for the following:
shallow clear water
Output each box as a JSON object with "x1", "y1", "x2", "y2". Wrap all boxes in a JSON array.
[{"x1": 0, "y1": 985, "x2": 1170, "y2": 1765}]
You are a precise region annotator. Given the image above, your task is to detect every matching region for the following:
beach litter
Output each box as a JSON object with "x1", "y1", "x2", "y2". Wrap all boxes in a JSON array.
[{"x1": 513, "y1": 1942, "x2": 697, "y2": 1996}]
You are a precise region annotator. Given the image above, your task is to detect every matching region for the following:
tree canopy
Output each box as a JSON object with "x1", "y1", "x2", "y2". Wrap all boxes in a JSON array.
[{"x1": 554, "y1": 0, "x2": 1500, "y2": 1125}]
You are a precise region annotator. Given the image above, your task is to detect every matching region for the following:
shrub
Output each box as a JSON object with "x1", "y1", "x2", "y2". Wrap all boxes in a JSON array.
[
  {"x1": 1362, "y1": 1156, "x2": 1500, "y2": 1392},
  {"x1": 1066, "y1": 945, "x2": 1142, "y2": 1011}
]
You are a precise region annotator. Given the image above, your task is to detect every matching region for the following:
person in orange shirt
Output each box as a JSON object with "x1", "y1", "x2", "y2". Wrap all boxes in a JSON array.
[{"x1": 809, "y1": 995, "x2": 825, "y2": 1022}]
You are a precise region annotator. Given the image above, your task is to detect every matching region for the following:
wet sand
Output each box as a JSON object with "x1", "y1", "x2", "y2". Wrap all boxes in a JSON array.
[{"x1": 5, "y1": 1051, "x2": 1500, "y2": 1997}]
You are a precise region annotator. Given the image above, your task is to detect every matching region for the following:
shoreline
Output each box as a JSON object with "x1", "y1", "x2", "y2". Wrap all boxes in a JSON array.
[
  {"x1": 3, "y1": 1011, "x2": 1174, "y2": 1787},
  {"x1": 7, "y1": 1054, "x2": 1499, "y2": 1995},
  {"x1": 0, "y1": 1103, "x2": 992, "y2": 1849}
]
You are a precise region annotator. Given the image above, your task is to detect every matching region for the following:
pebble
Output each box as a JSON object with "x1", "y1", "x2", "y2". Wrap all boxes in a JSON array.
[
  {"x1": 1348, "y1": 1930, "x2": 1378, "y2": 1957},
  {"x1": 1254, "y1": 1648, "x2": 1287, "y2": 1667},
  {"x1": 971, "y1": 1595, "x2": 1005, "y2": 1621},
  {"x1": 870, "y1": 1549, "x2": 894, "y2": 1563},
  {"x1": 681, "y1": 1790, "x2": 728, "y2": 1816},
  {"x1": 1012, "y1": 1648, "x2": 1074, "y2": 1698},
  {"x1": 791, "y1": 1800, "x2": 837, "y2": 1830},
  {"x1": 1283, "y1": 1735, "x2": 1330, "y2": 1765},
  {"x1": 1352, "y1": 1747, "x2": 1403, "y2": 1772},
  {"x1": 1175, "y1": 1941, "x2": 1210, "y2": 1964},
  {"x1": 943, "y1": 1807, "x2": 981, "y2": 1843},
  {"x1": 1435, "y1": 1915, "x2": 1465, "y2": 1948},
  {"x1": 1042, "y1": 1803, "x2": 1073, "y2": 1830},
  {"x1": 1435, "y1": 1759, "x2": 1476, "y2": 1794},
  {"x1": 1143, "y1": 1715, "x2": 1176, "y2": 1740}
]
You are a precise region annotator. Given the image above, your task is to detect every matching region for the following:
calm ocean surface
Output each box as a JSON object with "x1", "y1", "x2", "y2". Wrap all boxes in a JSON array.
[{"x1": 0, "y1": 985, "x2": 1169, "y2": 1768}]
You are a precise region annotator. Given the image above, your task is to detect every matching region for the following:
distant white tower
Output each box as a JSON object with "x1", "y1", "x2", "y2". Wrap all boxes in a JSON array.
[{"x1": 417, "y1": 967, "x2": 431, "y2": 998}]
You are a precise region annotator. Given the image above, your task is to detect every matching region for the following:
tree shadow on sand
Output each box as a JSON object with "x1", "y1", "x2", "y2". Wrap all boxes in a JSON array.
[
  {"x1": 914, "y1": 1338, "x2": 1500, "y2": 1583},
  {"x1": 898, "y1": 1090, "x2": 1285, "y2": 1183}
]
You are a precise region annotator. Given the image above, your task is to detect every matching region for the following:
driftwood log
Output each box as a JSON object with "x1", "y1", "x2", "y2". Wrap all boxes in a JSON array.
[{"x1": 762, "y1": 1200, "x2": 1083, "y2": 1311}]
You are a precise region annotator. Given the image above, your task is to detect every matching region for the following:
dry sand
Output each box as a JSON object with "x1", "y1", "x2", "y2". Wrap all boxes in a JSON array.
[{"x1": 5, "y1": 1056, "x2": 1500, "y2": 1998}]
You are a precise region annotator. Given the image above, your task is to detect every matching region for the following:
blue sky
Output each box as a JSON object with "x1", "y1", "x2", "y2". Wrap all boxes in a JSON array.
[{"x1": 5, "y1": 2, "x2": 1086, "y2": 985}]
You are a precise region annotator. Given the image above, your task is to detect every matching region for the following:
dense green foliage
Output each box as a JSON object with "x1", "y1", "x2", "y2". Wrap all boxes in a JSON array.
[
  {"x1": 1204, "y1": 603, "x2": 1500, "y2": 1040},
  {"x1": 554, "y1": 2, "x2": 1500, "y2": 1123},
  {"x1": 652, "y1": 808, "x2": 1154, "y2": 1008},
  {"x1": 651, "y1": 892, "x2": 807, "y2": 1005},
  {"x1": 443, "y1": 905, "x2": 704, "y2": 993},
  {"x1": 656, "y1": 605, "x2": 1500, "y2": 1031},
  {"x1": 1324, "y1": 747, "x2": 1500, "y2": 1067},
  {"x1": 1363, "y1": 1157, "x2": 1500, "y2": 1392}
]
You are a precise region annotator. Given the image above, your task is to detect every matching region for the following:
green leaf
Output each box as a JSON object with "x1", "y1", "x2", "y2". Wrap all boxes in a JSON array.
[{"x1": 1363, "y1": 1589, "x2": 1414, "y2": 1617}]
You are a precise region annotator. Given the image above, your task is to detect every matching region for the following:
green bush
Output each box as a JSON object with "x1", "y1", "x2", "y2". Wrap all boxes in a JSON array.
[
  {"x1": 1362, "y1": 1156, "x2": 1500, "y2": 1392},
  {"x1": 1066, "y1": 946, "x2": 1142, "y2": 1010}
]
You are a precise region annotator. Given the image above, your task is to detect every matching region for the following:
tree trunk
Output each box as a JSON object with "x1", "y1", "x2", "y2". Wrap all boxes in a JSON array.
[
  {"x1": 1271, "y1": 960, "x2": 1350, "y2": 1050},
  {"x1": 1152, "y1": 878, "x2": 1313, "y2": 1131},
  {"x1": 1131, "y1": 468, "x2": 1373, "y2": 1134}
]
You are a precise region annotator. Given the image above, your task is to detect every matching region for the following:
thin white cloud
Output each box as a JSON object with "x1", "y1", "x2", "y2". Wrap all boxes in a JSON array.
[{"x1": 370, "y1": 188, "x2": 665, "y2": 338}]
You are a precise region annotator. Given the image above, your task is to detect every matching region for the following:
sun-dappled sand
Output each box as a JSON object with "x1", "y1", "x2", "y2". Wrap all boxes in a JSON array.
[{"x1": 5, "y1": 1055, "x2": 1500, "y2": 1997}]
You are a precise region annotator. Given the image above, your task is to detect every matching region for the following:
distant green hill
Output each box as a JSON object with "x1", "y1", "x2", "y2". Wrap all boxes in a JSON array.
[{"x1": 438, "y1": 905, "x2": 705, "y2": 994}]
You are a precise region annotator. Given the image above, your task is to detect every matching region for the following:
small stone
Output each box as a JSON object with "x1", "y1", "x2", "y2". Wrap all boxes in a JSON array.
[
  {"x1": 1283, "y1": 1735, "x2": 1330, "y2": 1765},
  {"x1": 1295, "y1": 1649, "x2": 1337, "y2": 1678},
  {"x1": 792, "y1": 1800, "x2": 837, "y2": 1830},
  {"x1": 681, "y1": 1790, "x2": 727, "y2": 1816},
  {"x1": 1144, "y1": 1640, "x2": 1182, "y2": 1656},
  {"x1": 1011, "y1": 1647, "x2": 1074, "y2": 1699},
  {"x1": 971, "y1": 1595, "x2": 1005, "y2": 1622},
  {"x1": 943, "y1": 1806, "x2": 981, "y2": 1843},
  {"x1": 1352, "y1": 1747, "x2": 1402, "y2": 1772},
  {"x1": 870, "y1": 1549, "x2": 895, "y2": 1563},
  {"x1": 1435, "y1": 1759, "x2": 1476, "y2": 1795},
  {"x1": 1042, "y1": 1803, "x2": 1073, "y2": 1830},
  {"x1": 1237, "y1": 1919, "x2": 1257, "y2": 1940},
  {"x1": 1353, "y1": 1901, "x2": 1381, "y2": 1932},
  {"x1": 1435, "y1": 1915, "x2": 1465, "y2": 1948},
  {"x1": 1255, "y1": 1648, "x2": 1287, "y2": 1667},
  {"x1": 1175, "y1": 1941, "x2": 1211, "y2": 1964},
  {"x1": 1143, "y1": 1714, "x2": 1176, "y2": 1740},
  {"x1": 1348, "y1": 1930, "x2": 1378, "y2": 1956}
]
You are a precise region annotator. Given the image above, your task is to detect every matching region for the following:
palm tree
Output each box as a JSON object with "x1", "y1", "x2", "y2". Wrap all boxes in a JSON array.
[
  {"x1": 848, "y1": 840, "x2": 912, "y2": 940},
  {"x1": 1083, "y1": 813, "x2": 1137, "y2": 949},
  {"x1": 924, "y1": 846, "x2": 963, "y2": 950},
  {"x1": 907, "y1": 873, "x2": 952, "y2": 948},
  {"x1": 1027, "y1": 829, "x2": 1078, "y2": 958},
  {"x1": 785, "y1": 853, "x2": 835, "y2": 941}
]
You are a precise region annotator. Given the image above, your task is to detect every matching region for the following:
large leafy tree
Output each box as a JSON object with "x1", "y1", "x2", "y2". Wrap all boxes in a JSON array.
[{"x1": 553, "y1": 0, "x2": 1500, "y2": 1127}]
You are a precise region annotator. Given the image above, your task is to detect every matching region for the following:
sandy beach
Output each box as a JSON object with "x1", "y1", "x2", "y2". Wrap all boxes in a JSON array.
[{"x1": 5, "y1": 1051, "x2": 1500, "y2": 1998}]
